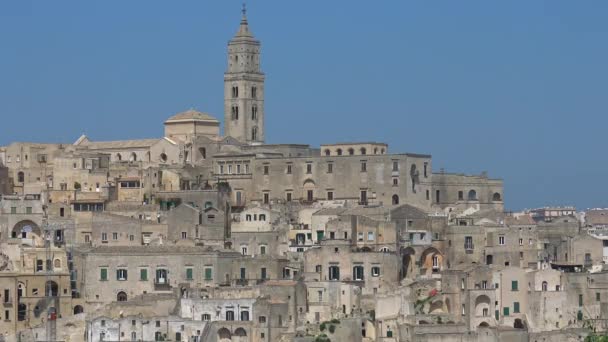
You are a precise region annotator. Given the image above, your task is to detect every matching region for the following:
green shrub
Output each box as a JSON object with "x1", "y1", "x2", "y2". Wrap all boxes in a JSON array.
[
  {"x1": 320, "y1": 322, "x2": 326, "y2": 331},
  {"x1": 330, "y1": 318, "x2": 340, "y2": 324},
  {"x1": 328, "y1": 324, "x2": 336, "y2": 333}
]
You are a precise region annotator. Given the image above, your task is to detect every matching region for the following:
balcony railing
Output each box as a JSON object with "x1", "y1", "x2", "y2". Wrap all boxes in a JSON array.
[{"x1": 154, "y1": 279, "x2": 171, "y2": 291}]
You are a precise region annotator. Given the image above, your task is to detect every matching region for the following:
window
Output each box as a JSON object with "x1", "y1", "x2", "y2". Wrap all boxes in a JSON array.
[
  {"x1": 353, "y1": 266, "x2": 364, "y2": 281},
  {"x1": 226, "y1": 310, "x2": 235, "y2": 321},
  {"x1": 204, "y1": 268, "x2": 213, "y2": 280},
  {"x1": 360, "y1": 162, "x2": 367, "y2": 172},
  {"x1": 251, "y1": 105, "x2": 258, "y2": 120},
  {"x1": 231, "y1": 106, "x2": 239, "y2": 120},
  {"x1": 117, "y1": 269, "x2": 128, "y2": 281},
  {"x1": 464, "y1": 236, "x2": 473, "y2": 250},
  {"x1": 186, "y1": 268, "x2": 193, "y2": 280},
  {"x1": 181, "y1": 232, "x2": 187, "y2": 239},
  {"x1": 112, "y1": 232, "x2": 118, "y2": 240},
  {"x1": 232, "y1": 86, "x2": 239, "y2": 98},
  {"x1": 101, "y1": 233, "x2": 108, "y2": 242},
  {"x1": 117, "y1": 291, "x2": 128, "y2": 302},
  {"x1": 371, "y1": 266, "x2": 380, "y2": 277},
  {"x1": 306, "y1": 163, "x2": 312, "y2": 174},
  {"x1": 458, "y1": 191, "x2": 464, "y2": 200},
  {"x1": 358, "y1": 232, "x2": 364, "y2": 241},
  {"x1": 327, "y1": 163, "x2": 333, "y2": 173},
  {"x1": 511, "y1": 281, "x2": 518, "y2": 291},
  {"x1": 140, "y1": 269, "x2": 148, "y2": 281},
  {"x1": 317, "y1": 290, "x2": 323, "y2": 301},
  {"x1": 286, "y1": 164, "x2": 292, "y2": 174},
  {"x1": 579, "y1": 294, "x2": 583, "y2": 307},
  {"x1": 236, "y1": 164, "x2": 241, "y2": 174},
  {"x1": 426, "y1": 190, "x2": 430, "y2": 200},
  {"x1": 241, "y1": 246, "x2": 248, "y2": 255},
  {"x1": 482, "y1": 280, "x2": 488, "y2": 289},
  {"x1": 259, "y1": 316, "x2": 266, "y2": 323},
  {"x1": 228, "y1": 165, "x2": 232, "y2": 174},
  {"x1": 337, "y1": 149, "x2": 342, "y2": 156},
  {"x1": 240, "y1": 267, "x2": 246, "y2": 280},
  {"x1": 423, "y1": 162, "x2": 428, "y2": 177},
  {"x1": 513, "y1": 302, "x2": 520, "y2": 313},
  {"x1": 264, "y1": 165, "x2": 269, "y2": 175},
  {"x1": 503, "y1": 307, "x2": 510, "y2": 316},
  {"x1": 328, "y1": 266, "x2": 340, "y2": 281},
  {"x1": 241, "y1": 311, "x2": 250, "y2": 321},
  {"x1": 367, "y1": 232, "x2": 375, "y2": 241},
  {"x1": 286, "y1": 192, "x2": 292, "y2": 202},
  {"x1": 392, "y1": 178, "x2": 398, "y2": 186},
  {"x1": 499, "y1": 236, "x2": 505, "y2": 245},
  {"x1": 348, "y1": 148, "x2": 354, "y2": 155},
  {"x1": 327, "y1": 191, "x2": 333, "y2": 200},
  {"x1": 435, "y1": 190, "x2": 440, "y2": 203},
  {"x1": 261, "y1": 268, "x2": 267, "y2": 279},
  {"x1": 100, "y1": 268, "x2": 108, "y2": 281},
  {"x1": 260, "y1": 246, "x2": 266, "y2": 255},
  {"x1": 392, "y1": 161, "x2": 399, "y2": 171},
  {"x1": 360, "y1": 190, "x2": 367, "y2": 204},
  {"x1": 519, "y1": 238, "x2": 523, "y2": 246},
  {"x1": 202, "y1": 314, "x2": 211, "y2": 321},
  {"x1": 315, "y1": 265, "x2": 322, "y2": 273}
]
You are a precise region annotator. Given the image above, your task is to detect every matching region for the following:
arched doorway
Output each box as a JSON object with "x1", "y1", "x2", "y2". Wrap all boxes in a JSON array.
[
  {"x1": 117, "y1": 291, "x2": 128, "y2": 302},
  {"x1": 401, "y1": 247, "x2": 416, "y2": 279},
  {"x1": 420, "y1": 247, "x2": 443, "y2": 275},
  {"x1": 468, "y1": 190, "x2": 477, "y2": 200},
  {"x1": 45, "y1": 281, "x2": 58, "y2": 297},
  {"x1": 234, "y1": 328, "x2": 247, "y2": 336},
  {"x1": 514, "y1": 318, "x2": 526, "y2": 329},
  {"x1": 73, "y1": 305, "x2": 84, "y2": 314},
  {"x1": 475, "y1": 295, "x2": 491, "y2": 317},
  {"x1": 392, "y1": 194, "x2": 399, "y2": 205},
  {"x1": 478, "y1": 322, "x2": 490, "y2": 327},
  {"x1": 217, "y1": 327, "x2": 231, "y2": 340},
  {"x1": 11, "y1": 220, "x2": 41, "y2": 240},
  {"x1": 303, "y1": 179, "x2": 316, "y2": 202}
]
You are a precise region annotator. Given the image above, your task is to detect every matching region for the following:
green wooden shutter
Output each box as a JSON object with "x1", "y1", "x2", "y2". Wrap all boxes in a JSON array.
[
  {"x1": 511, "y1": 281, "x2": 518, "y2": 291},
  {"x1": 186, "y1": 268, "x2": 193, "y2": 280},
  {"x1": 514, "y1": 302, "x2": 520, "y2": 313},
  {"x1": 205, "y1": 268, "x2": 212, "y2": 280},
  {"x1": 100, "y1": 268, "x2": 107, "y2": 281},
  {"x1": 503, "y1": 307, "x2": 509, "y2": 316},
  {"x1": 140, "y1": 269, "x2": 147, "y2": 281}
]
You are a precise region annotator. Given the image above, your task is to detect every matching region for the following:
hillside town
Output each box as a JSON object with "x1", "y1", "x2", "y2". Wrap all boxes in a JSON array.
[{"x1": 1, "y1": 7, "x2": 608, "y2": 342}]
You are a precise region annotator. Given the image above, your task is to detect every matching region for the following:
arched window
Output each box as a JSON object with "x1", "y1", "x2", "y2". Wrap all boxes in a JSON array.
[
  {"x1": 246, "y1": 214, "x2": 252, "y2": 221},
  {"x1": 130, "y1": 152, "x2": 137, "y2": 162},
  {"x1": 160, "y1": 153, "x2": 167, "y2": 163},
  {"x1": 468, "y1": 190, "x2": 477, "y2": 201},
  {"x1": 17, "y1": 171, "x2": 24, "y2": 183},
  {"x1": 392, "y1": 195, "x2": 399, "y2": 205},
  {"x1": 117, "y1": 291, "x2": 128, "y2": 302},
  {"x1": 360, "y1": 147, "x2": 367, "y2": 155},
  {"x1": 336, "y1": 149, "x2": 343, "y2": 156},
  {"x1": 235, "y1": 327, "x2": 247, "y2": 336},
  {"x1": 251, "y1": 126, "x2": 258, "y2": 141},
  {"x1": 492, "y1": 192, "x2": 502, "y2": 201},
  {"x1": 542, "y1": 281, "x2": 548, "y2": 291},
  {"x1": 348, "y1": 148, "x2": 354, "y2": 155},
  {"x1": 73, "y1": 305, "x2": 84, "y2": 314},
  {"x1": 116, "y1": 153, "x2": 122, "y2": 161},
  {"x1": 259, "y1": 214, "x2": 266, "y2": 221},
  {"x1": 324, "y1": 149, "x2": 330, "y2": 156},
  {"x1": 251, "y1": 105, "x2": 258, "y2": 120}
]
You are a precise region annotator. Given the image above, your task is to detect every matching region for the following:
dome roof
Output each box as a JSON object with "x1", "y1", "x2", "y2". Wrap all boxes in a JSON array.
[{"x1": 165, "y1": 109, "x2": 218, "y2": 123}]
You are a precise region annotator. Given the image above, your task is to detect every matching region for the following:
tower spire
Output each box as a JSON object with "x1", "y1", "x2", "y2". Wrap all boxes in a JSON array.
[{"x1": 235, "y1": 3, "x2": 252, "y2": 37}]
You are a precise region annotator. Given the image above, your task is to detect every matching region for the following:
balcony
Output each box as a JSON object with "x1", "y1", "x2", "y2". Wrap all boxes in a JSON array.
[
  {"x1": 464, "y1": 243, "x2": 474, "y2": 254},
  {"x1": 154, "y1": 279, "x2": 171, "y2": 291}
]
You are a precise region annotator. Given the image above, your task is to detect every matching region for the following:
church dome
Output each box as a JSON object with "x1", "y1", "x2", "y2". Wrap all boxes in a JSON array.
[{"x1": 165, "y1": 109, "x2": 219, "y2": 123}]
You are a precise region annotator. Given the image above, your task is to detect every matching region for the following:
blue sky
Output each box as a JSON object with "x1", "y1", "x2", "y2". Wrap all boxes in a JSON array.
[{"x1": 1, "y1": 1, "x2": 607, "y2": 210}]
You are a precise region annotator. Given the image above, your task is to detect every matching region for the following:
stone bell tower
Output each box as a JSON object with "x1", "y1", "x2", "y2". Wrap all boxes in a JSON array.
[{"x1": 224, "y1": 5, "x2": 265, "y2": 144}]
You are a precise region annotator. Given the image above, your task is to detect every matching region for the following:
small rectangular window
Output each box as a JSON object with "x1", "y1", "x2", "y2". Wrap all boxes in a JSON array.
[
  {"x1": 306, "y1": 163, "x2": 312, "y2": 174},
  {"x1": 327, "y1": 191, "x2": 333, "y2": 200},
  {"x1": 512, "y1": 280, "x2": 518, "y2": 291},
  {"x1": 100, "y1": 268, "x2": 108, "y2": 281},
  {"x1": 264, "y1": 165, "x2": 269, "y2": 175},
  {"x1": 204, "y1": 268, "x2": 213, "y2": 280},
  {"x1": 286, "y1": 164, "x2": 292, "y2": 174},
  {"x1": 360, "y1": 162, "x2": 367, "y2": 172},
  {"x1": 186, "y1": 268, "x2": 193, "y2": 280},
  {"x1": 140, "y1": 269, "x2": 148, "y2": 281},
  {"x1": 514, "y1": 302, "x2": 520, "y2": 313},
  {"x1": 327, "y1": 163, "x2": 333, "y2": 174}
]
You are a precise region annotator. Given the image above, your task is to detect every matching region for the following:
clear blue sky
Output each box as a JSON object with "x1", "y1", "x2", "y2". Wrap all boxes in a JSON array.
[{"x1": 1, "y1": 1, "x2": 607, "y2": 211}]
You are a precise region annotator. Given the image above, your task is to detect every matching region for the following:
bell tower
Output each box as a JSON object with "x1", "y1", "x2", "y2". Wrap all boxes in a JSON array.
[{"x1": 224, "y1": 5, "x2": 265, "y2": 144}]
